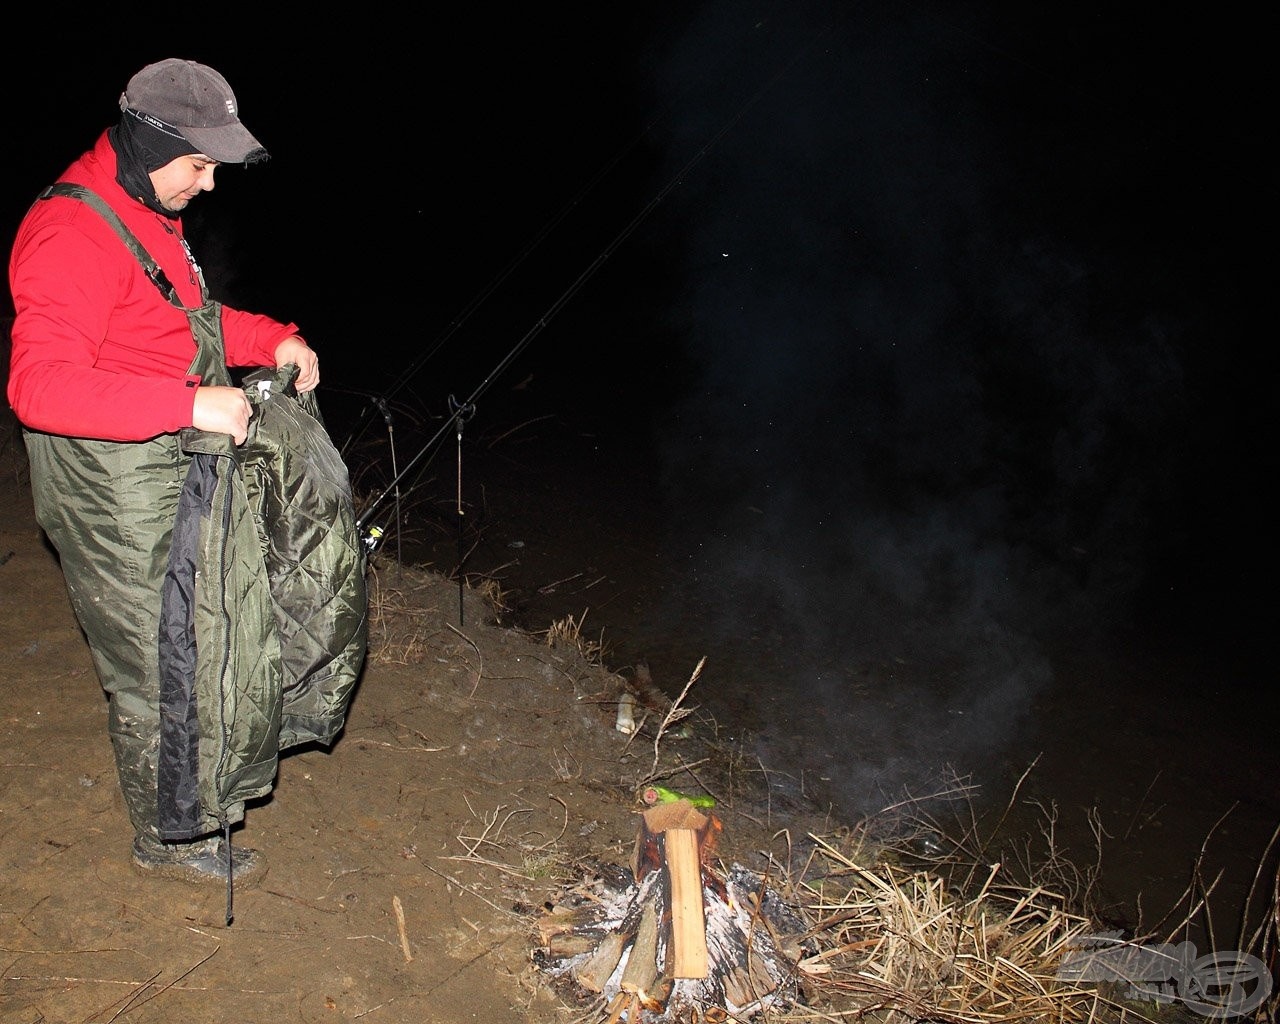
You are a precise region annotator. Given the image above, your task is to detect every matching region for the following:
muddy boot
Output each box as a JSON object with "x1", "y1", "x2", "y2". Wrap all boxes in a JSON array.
[{"x1": 131, "y1": 834, "x2": 267, "y2": 887}]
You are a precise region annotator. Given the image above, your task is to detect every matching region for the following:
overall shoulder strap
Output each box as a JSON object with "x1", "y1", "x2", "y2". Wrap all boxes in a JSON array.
[
  {"x1": 39, "y1": 182, "x2": 199, "y2": 307},
  {"x1": 41, "y1": 182, "x2": 228, "y2": 387}
]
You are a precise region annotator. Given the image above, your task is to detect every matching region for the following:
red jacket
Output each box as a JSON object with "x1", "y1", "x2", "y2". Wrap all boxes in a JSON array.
[{"x1": 7, "y1": 131, "x2": 305, "y2": 442}]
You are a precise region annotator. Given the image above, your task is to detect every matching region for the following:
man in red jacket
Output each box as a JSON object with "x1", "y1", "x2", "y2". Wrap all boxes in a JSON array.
[{"x1": 7, "y1": 59, "x2": 319, "y2": 886}]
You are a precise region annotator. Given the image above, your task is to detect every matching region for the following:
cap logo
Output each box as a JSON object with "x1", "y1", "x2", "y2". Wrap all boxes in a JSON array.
[{"x1": 127, "y1": 107, "x2": 186, "y2": 141}]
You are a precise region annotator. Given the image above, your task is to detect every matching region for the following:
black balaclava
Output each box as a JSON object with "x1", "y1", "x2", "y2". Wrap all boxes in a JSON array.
[{"x1": 109, "y1": 107, "x2": 199, "y2": 218}]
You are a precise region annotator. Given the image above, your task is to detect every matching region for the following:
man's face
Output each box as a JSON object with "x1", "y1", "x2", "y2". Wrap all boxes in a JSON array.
[{"x1": 150, "y1": 154, "x2": 219, "y2": 213}]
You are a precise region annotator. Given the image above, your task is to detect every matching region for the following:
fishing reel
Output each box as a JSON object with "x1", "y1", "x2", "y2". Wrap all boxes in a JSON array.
[{"x1": 359, "y1": 522, "x2": 386, "y2": 555}]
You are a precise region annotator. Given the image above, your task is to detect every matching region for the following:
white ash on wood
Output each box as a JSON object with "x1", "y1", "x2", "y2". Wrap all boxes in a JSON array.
[{"x1": 533, "y1": 800, "x2": 809, "y2": 1022}]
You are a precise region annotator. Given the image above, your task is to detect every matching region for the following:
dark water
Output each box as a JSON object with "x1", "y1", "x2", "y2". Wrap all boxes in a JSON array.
[{"x1": 326, "y1": 366, "x2": 1277, "y2": 948}]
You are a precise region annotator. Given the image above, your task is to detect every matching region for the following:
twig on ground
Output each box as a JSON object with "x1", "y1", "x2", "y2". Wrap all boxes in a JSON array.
[
  {"x1": 538, "y1": 572, "x2": 584, "y2": 595},
  {"x1": 392, "y1": 895, "x2": 413, "y2": 962},
  {"x1": 105, "y1": 947, "x2": 219, "y2": 1022},
  {"x1": 422, "y1": 862, "x2": 517, "y2": 917},
  {"x1": 648, "y1": 656, "x2": 705, "y2": 777},
  {"x1": 455, "y1": 804, "x2": 533, "y2": 857},
  {"x1": 528, "y1": 795, "x2": 570, "y2": 854},
  {"x1": 446, "y1": 622, "x2": 483, "y2": 696}
]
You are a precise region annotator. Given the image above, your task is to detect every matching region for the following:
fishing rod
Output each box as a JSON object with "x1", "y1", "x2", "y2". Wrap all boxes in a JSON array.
[
  {"x1": 354, "y1": 235, "x2": 615, "y2": 544},
  {"x1": 339, "y1": 117, "x2": 666, "y2": 465},
  {"x1": 354, "y1": 12, "x2": 835, "y2": 550},
  {"x1": 354, "y1": 128, "x2": 718, "y2": 549}
]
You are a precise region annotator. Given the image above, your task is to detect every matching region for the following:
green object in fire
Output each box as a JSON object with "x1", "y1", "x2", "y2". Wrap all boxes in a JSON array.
[{"x1": 642, "y1": 784, "x2": 715, "y2": 808}]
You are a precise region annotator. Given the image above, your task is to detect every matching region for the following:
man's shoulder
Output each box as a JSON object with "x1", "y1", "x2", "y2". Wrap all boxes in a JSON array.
[
  {"x1": 14, "y1": 168, "x2": 146, "y2": 261},
  {"x1": 13, "y1": 185, "x2": 122, "y2": 258}
]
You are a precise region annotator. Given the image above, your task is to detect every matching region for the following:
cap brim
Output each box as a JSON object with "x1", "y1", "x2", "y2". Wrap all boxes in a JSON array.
[{"x1": 178, "y1": 121, "x2": 268, "y2": 164}]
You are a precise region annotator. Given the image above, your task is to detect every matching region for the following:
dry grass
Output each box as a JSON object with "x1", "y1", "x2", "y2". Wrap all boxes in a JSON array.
[
  {"x1": 363, "y1": 562, "x2": 444, "y2": 665},
  {"x1": 729, "y1": 769, "x2": 1278, "y2": 1023},
  {"x1": 540, "y1": 608, "x2": 610, "y2": 666},
  {"x1": 765, "y1": 833, "x2": 1129, "y2": 1023},
  {"x1": 471, "y1": 574, "x2": 510, "y2": 618},
  {"x1": 364, "y1": 560, "x2": 513, "y2": 665},
  {"x1": 530, "y1": 763, "x2": 1279, "y2": 1023}
]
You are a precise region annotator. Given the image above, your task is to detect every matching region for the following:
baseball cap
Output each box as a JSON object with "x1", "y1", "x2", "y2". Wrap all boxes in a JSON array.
[{"x1": 119, "y1": 58, "x2": 268, "y2": 164}]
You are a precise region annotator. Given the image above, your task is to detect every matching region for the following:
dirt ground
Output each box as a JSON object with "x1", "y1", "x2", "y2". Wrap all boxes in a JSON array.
[{"x1": 0, "y1": 398, "x2": 842, "y2": 1024}]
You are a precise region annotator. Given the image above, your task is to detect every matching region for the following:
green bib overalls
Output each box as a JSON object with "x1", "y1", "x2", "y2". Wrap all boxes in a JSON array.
[{"x1": 24, "y1": 184, "x2": 240, "y2": 842}]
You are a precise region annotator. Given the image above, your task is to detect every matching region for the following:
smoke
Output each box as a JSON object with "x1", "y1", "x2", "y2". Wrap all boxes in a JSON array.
[{"x1": 625, "y1": 2, "x2": 1195, "y2": 815}]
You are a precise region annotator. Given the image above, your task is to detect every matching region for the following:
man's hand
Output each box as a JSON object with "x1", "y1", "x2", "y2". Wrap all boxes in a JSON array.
[
  {"x1": 275, "y1": 337, "x2": 319, "y2": 392},
  {"x1": 193, "y1": 385, "x2": 253, "y2": 445}
]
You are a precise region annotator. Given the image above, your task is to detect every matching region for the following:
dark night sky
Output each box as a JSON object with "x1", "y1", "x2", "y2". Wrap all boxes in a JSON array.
[
  {"x1": 5, "y1": 6, "x2": 1268, "y2": 607},
  {"x1": 4, "y1": 6, "x2": 1274, "y2": 915}
]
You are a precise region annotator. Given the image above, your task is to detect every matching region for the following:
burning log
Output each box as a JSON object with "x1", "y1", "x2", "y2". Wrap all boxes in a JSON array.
[
  {"x1": 636, "y1": 798, "x2": 713, "y2": 979},
  {"x1": 534, "y1": 799, "x2": 807, "y2": 1022}
]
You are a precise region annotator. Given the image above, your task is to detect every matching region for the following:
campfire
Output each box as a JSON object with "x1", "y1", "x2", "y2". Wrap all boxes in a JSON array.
[{"x1": 533, "y1": 797, "x2": 812, "y2": 1022}]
